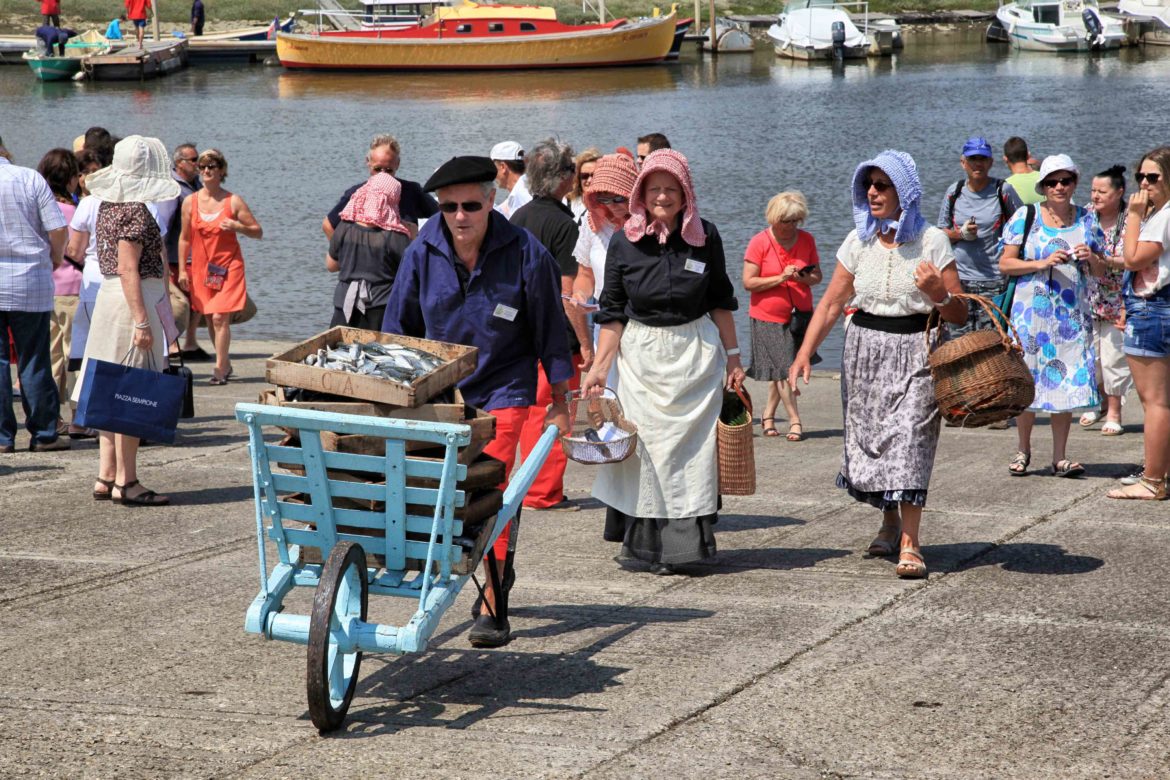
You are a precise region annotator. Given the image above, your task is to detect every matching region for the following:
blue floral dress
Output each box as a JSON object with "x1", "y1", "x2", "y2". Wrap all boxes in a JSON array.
[{"x1": 1001, "y1": 205, "x2": 1104, "y2": 413}]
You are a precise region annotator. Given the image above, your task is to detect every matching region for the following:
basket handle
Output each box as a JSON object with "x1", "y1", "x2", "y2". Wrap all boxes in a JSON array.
[
  {"x1": 925, "y1": 292, "x2": 1025, "y2": 353},
  {"x1": 733, "y1": 387, "x2": 752, "y2": 417},
  {"x1": 570, "y1": 386, "x2": 625, "y2": 425}
]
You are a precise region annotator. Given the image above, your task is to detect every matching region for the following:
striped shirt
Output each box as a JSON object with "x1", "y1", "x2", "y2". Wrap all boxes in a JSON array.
[{"x1": 0, "y1": 158, "x2": 66, "y2": 312}]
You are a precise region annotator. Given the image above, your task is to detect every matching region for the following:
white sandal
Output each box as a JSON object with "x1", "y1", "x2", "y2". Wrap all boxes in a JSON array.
[
  {"x1": 1079, "y1": 411, "x2": 1101, "y2": 428},
  {"x1": 1100, "y1": 420, "x2": 1123, "y2": 436}
]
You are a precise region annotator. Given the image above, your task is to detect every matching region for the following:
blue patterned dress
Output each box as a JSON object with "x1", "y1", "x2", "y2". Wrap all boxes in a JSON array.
[{"x1": 1001, "y1": 205, "x2": 1104, "y2": 413}]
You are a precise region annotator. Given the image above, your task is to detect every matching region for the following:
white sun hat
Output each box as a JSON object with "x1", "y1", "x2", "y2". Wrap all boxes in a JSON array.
[
  {"x1": 85, "y1": 135, "x2": 181, "y2": 204},
  {"x1": 1034, "y1": 154, "x2": 1079, "y2": 195}
]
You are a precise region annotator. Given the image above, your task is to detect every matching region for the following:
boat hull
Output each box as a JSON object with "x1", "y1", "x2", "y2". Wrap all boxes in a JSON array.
[
  {"x1": 83, "y1": 39, "x2": 189, "y2": 80},
  {"x1": 24, "y1": 53, "x2": 83, "y2": 80},
  {"x1": 276, "y1": 13, "x2": 677, "y2": 70},
  {"x1": 996, "y1": 4, "x2": 1127, "y2": 50}
]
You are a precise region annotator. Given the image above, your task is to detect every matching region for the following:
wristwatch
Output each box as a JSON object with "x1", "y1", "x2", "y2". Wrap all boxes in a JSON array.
[{"x1": 550, "y1": 391, "x2": 571, "y2": 406}]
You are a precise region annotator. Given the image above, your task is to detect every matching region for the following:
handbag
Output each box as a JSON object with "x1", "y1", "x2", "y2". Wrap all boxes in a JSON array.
[
  {"x1": 717, "y1": 388, "x2": 756, "y2": 496},
  {"x1": 163, "y1": 353, "x2": 195, "y2": 419},
  {"x1": 74, "y1": 348, "x2": 187, "y2": 444},
  {"x1": 205, "y1": 262, "x2": 228, "y2": 290}
]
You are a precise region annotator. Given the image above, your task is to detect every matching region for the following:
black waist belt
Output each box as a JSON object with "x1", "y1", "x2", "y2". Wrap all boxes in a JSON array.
[{"x1": 852, "y1": 311, "x2": 930, "y2": 334}]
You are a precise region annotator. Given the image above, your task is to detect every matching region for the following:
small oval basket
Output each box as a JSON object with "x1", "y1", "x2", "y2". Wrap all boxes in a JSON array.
[
  {"x1": 561, "y1": 388, "x2": 639, "y2": 465},
  {"x1": 926, "y1": 293, "x2": 1036, "y2": 427}
]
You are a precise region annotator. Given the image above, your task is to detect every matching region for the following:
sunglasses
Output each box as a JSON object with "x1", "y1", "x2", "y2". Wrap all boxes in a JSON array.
[
  {"x1": 197, "y1": 163, "x2": 220, "y2": 171},
  {"x1": 1042, "y1": 176, "x2": 1076, "y2": 188},
  {"x1": 580, "y1": 172, "x2": 594, "y2": 180},
  {"x1": 438, "y1": 200, "x2": 486, "y2": 214},
  {"x1": 180, "y1": 157, "x2": 198, "y2": 164},
  {"x1": 596, "y1": 195, "x2": 628, "y2": 205},
  {"x1": 862, "y1": 179, "x2": 893, "y2": 193},
  {"x1": 1136, "y1": 172, "x2": 1163, "y2": 185}
]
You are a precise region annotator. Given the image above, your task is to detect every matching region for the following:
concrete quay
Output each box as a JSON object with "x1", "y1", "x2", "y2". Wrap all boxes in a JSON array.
[{"x1": 1, "y1": 339, "x2": 1164, "y2": 779}]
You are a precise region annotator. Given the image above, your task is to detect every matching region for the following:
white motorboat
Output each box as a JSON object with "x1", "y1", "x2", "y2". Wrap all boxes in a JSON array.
[
  {"x1": 699, "y1": 17, "x2": 756, "y2": 52},
  {"x1": 995, "y1": 0, "x2": 1126, "y2": 51},
  {"x1": 768, "y1": 0, "x2": 869, "y2": 60},
  {"x1": 1117, "y1": 0, "x2": 1170, "y2": 44}
]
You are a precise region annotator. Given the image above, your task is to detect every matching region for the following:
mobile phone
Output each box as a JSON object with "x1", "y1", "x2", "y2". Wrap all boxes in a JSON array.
[{"x1": 798, "y1": 266, "x2": 817, "y2": 276}]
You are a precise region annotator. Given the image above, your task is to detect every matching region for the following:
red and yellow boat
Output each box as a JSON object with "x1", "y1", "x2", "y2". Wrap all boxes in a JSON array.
[{"x1": 276, "y1": 2, "x2": 678, "y2": 70}]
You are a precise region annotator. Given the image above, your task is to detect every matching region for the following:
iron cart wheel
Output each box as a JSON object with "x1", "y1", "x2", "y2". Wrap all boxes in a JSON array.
[{"x1": 306, "y1": 542, "x2": 368, "y2": 733}]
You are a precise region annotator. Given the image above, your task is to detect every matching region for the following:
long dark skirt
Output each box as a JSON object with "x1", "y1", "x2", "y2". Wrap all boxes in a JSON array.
[{"x1": 604, "y1": 507, "x2": 718, "y2": 565}]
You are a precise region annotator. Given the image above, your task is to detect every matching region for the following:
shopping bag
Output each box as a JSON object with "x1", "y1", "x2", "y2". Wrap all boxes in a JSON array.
[{"x1": 74, "y1": 357, "x2": 186, "y2": 444}]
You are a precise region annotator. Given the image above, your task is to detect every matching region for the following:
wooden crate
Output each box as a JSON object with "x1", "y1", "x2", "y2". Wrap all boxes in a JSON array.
[{"x1": 265, "y1": 326, "x2": 477, "y2": 408}]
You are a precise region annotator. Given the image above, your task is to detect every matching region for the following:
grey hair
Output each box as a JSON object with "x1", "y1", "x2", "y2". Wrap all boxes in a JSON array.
[
  {"x1": 525, "y1": 137, "x2": 575, "y2": 199},
  {"x1": 367, "y1": 134, "x2": 401, "y2": 158},
  {"x1": 172, "y1": 142, "x2": 197, "y2": 164},
  {"x1": 437, "y1": 181, "x2": 496, "y2": 203}
]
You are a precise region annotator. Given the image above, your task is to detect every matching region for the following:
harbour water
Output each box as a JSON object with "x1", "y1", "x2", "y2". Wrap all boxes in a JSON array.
[{"x1": 2, "y1": 25, "x2": 1168, "y2": 367}]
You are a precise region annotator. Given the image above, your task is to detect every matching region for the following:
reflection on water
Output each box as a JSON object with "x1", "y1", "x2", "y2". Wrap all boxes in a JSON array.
[{"x1": 1, "y1": 27, "x2": 1168, "y2": 367}]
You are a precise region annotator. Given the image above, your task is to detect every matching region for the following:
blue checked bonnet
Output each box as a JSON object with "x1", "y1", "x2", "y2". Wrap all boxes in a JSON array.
[{"x1": 850, "y1": 149, "x2": 927, "y2": 244}]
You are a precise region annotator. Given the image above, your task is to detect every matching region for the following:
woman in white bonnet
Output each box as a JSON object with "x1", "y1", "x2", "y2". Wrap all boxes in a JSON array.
[{"x1": 74, "y1": 135, "x2": 179, "y2": 507}]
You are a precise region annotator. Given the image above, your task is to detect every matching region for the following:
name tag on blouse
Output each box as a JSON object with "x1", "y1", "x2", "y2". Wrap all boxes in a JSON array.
[
  {"x1": 493, "y1": 303, "x2": 519, "y2": 322},
  {"x1": 684, "y1": 259, "x2": 706, "y2": 274}
]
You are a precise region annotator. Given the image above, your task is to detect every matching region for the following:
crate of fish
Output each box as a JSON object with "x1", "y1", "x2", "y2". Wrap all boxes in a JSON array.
[{"x1": 265, "y1": 327, "x2": 478, "y2": 408}]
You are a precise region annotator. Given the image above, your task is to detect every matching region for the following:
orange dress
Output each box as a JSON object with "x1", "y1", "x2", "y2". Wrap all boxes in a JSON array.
[{"x1": 189, "y1": 195, "x2": 247, "y2": 315}]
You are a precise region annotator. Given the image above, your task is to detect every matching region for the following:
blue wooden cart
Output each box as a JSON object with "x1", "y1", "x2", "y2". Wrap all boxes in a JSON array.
[{"x1": 235, "y1": 402, "x2": 557, "y2": 732}]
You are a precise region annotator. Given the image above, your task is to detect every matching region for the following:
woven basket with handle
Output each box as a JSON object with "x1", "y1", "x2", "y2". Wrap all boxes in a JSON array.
[
  {"x1": 561, "y1": 388, "x2": 639, "y2": 465},
  {"x1": 926, "y1": 293, "x2": 1035, "y2": 427},
  {"x1": 717, "y1": 387, "x2": 756, "y2": 496}
]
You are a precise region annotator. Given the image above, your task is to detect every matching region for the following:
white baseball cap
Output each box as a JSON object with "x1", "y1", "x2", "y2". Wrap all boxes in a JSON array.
[
  {"x1": 1035, "y1": 154, "x2": 1079, "y2": 195},
  {"x1": 489, "y1": 141, "x2": 524, "y2": 162}
]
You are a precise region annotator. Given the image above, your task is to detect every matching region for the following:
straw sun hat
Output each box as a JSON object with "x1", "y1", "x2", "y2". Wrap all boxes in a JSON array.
[{"x1": 85, "y1": 135, "x2": 180, "y2": 204}]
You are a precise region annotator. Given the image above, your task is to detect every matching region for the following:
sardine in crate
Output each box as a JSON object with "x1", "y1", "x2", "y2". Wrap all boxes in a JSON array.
[{"x1": 265, "y1": 326, "x2": 478, "y2": 408}]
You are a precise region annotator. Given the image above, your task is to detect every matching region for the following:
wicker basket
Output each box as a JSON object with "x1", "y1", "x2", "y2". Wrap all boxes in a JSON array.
[
  {"x1": 926, "y1": 293, "x2": 1035, "y2": 427},
  {"x1": 561, "y1": 388, "x2": 639, "y2": 465},
  {"x1": 717, "y1": 388, "x2": 756, "y2": 496}
]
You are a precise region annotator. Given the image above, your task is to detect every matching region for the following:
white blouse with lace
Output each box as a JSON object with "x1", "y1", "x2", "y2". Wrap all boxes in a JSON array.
[{"x1": 836, "y1": 227, "x2": 955, "y2": 317}]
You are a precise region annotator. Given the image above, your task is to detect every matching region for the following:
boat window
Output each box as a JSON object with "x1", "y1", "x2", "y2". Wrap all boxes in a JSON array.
[
  {"x1": 520, "y1": 22, "x2": 537, "y2": 31},
  {"x1": 488, "y1": 22, "x2": 504, "y2": 31},
  {"x1": 456, "y1": 22, "x2": 472, "y2": 32},
  {"x1": 1033, "y1": 4, "x2": 1060, "y2": 23}
]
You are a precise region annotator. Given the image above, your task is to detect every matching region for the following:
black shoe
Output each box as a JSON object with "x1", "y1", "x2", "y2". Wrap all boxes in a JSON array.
[
  {"x1": 649, "y1": 562, "x2": 677, "y2": 576},
  {"x1": 0, "y1": 444, "x2": 13, "y2": 454},
  {"x1": 29, "y1": 437, "x2": 70, "y2": 452},
  {"x1": 468, "y1": 613, "x2": 511, "y2": 648},
  {"x1": 180, "y1": 346, "x2": 212, "y2": 362}
]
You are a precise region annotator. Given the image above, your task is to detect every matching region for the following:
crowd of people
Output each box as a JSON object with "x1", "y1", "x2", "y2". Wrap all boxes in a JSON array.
[{"x1": 4, "y1": 125, "x2": 1169, "y2": 647}]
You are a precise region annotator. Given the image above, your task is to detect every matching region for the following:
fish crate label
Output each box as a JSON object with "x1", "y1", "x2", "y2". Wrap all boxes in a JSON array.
[{"x1": 493, "y1": 304, "x2": 519, "y2": 322}]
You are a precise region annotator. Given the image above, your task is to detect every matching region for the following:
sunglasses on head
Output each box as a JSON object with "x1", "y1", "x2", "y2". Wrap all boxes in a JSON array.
[
  {"x1": 862, "y1": 178, "x2": 892, "y2": 193},
  {"x1": 596, "y1": 195, "x2": 628, "y2": 205},
  {"x1": 437, "y1": 200, "x2": 485, "y2": 214},
  {"x1": 1042, "y1": 176, "x2": 1076, "y2": 188},
  {"x1": 1136, "y1": 172, "x2": 1163, "y2": 185}
]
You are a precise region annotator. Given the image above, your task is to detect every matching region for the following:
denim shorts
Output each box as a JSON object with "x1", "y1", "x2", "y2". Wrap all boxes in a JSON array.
[{"x1": 1124, "y1": 296, "x2": 1170, "y2": 358}]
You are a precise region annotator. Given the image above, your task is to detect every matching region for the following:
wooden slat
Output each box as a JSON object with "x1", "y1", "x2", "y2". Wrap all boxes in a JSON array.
[
  {"x1": 276, "y1": 501, "x2": 465, "y2": 537},
  {"x1": 282, "y1": 527, "x2": 459, "y2": 563},
  {"x1": 383, "y1": 439, "x2": 407, "y2": 571},
  {"x1": 298, "y1": 430, "x2": 337, "y2": 554},
  {"x1": 269, "y1": 472, "x2": 464, "y2": 508}
]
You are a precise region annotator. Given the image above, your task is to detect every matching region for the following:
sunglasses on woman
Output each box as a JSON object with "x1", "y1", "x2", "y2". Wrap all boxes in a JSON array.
[
  {"x1": 862, "y1": 179, "x2": 892, "y2": 193},
  {"x1": 1042, "y1": 176, "x2": 1076, "y2": 189},
  {"x1": 596, "y1": 195, "x2": 628, "y2": 205},
  {"x1": 198, "y1": 163, "x2": 220, "y2": 171},
  {"x1": 1135, "y1": 172, "x2": 1162, "y2": 185},
  {"x1": 437, "y1": 200, "x2": 486, "y2": 213}
]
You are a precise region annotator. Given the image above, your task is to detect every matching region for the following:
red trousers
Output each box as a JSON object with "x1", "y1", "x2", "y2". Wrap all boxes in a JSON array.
[
  {"x1": 519, "y1": 359, "x2": 580, "y2": 509},
  {"x1": 481, "y1": 406, "x2": 527, "y2": 561}
]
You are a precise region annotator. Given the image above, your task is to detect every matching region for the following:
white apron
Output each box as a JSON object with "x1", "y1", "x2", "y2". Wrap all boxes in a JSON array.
[{"x1": 592, "y1": 317, "x2": 724, "y2": 518}]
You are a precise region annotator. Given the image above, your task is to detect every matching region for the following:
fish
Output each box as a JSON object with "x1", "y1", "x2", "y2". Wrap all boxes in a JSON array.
[{"x1": 301, "y1": 339, "x2": 447, "y2": 386}]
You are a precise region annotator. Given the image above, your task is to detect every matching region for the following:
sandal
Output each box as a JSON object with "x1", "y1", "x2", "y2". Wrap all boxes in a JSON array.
[
  {"x1": 1078, "y1": 410, "x2": 1101, "y2": 428},
  {"x1": 93, "y1": 477, "x2": 115, "y2": 501},
  {"x1": 1051, "y1": 460, "x2": 1085, "y2": 478},
  {"x1": 895, "y1": 546, "x2": 927, "y2": 579},
  {"x1": 761, "y1": 418, "x2": 781, "y2": 437},
  {"x1": 113, "y1": 479, "x2": 170, "y2": 507},
  {"x1": 1008, "y1": 451, "x2": 1030, "y2": 476},
  {"x1": 208, "y1": 374, "x2": 228, "y2": 386},
  {"x1": 1100, "y1": 420, "x2": 1123, "y2": 436},
  {"x1": 867, "y1": 524, "x2": 901, "y2": 557},
  {"x1": 786, "y1": 423, "x2": 804, "y2": 442},
  {"x1": 1107, "y1": 476, "x2": 1167, "y2": 500}
]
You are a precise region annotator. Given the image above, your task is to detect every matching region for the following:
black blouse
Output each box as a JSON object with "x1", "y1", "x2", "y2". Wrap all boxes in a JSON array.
[
  {"x1": 596, "y1": 219, "x2": 738, "y2": 327},
  {"x1": 328, "y1": 221, "x2": 411, "y2": 310}
]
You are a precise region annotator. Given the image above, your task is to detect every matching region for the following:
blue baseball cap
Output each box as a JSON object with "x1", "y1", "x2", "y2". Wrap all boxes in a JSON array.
[{"x1": 962, "y1": 136, "x2": 993, "y2": 158}]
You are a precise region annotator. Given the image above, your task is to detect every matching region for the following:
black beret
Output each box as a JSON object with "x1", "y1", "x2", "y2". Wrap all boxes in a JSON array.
[{"x1": 423, "y1": 156, "x2": 498, "y2": 192}]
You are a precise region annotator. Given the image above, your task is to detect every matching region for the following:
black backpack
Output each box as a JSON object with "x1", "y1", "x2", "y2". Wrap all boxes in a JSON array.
[{"x1": 944, "y1": 178, "x2": 1014, "y2": 231}]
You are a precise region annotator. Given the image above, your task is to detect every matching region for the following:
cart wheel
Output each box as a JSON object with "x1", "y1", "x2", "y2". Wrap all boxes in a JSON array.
[{"x1": 307, "y1": 542, "x2": 368, "y2": 733}]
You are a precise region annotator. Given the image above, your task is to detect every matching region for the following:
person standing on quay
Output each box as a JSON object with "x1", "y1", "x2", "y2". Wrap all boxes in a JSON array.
[
  {"x1": 0, "y1": 140, "x2": 69, "y2": 454},
  {"x1": 382, "y1": 156, "x2": 573, "y2": 648},
  {"x1": 1109, "y1": 147, "x2": 1170, "y2": 500},
  {"x1": 490, "y1": 141, "x2": 529, "y2": 218},
  {"x1": 790, "y1": 150, "x2": 965, "y2": 579},
  {"x1": 74, "y1": 135, "x2": 177, "y2": 504},
  {"x1": 510, "y1": 138, "x2": 590, "y2": 512},
  {"x1": 1003, "y1": 137, "x2": 1043, "y2": 207},
  {"x1": 322, "y1": 134, "x2": 437, "y2": 239},
  {"x1": 177, "y1": 149, "x2": 263, "y2": 385},
  {"x1": 40, "y1": 0, "x2": 61, "y2": 28},
  {"x1": 124, "y1": 0, "x2": 152, "y2": 48},
  {"x1": 583, "y1": 149, "x2": 743, "y2": 576},
  {"x1": 191, "y1": 0, "x2": 205, "y2": 36},
  {"x1": 743, "y1": 190, "x2": 822, "y2": 441},
  {"x1": 635, "y1": 132, "x2": 670, "y2": 166},
  {"x1": 999, "y1": 154, "x2": 1106, "y2": 479},
  {"x1": 156, "y1": 142, "x2": 208, "y2": 361}
]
